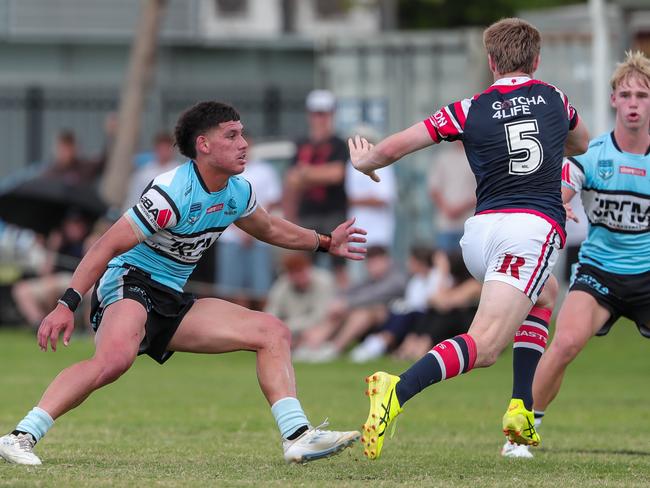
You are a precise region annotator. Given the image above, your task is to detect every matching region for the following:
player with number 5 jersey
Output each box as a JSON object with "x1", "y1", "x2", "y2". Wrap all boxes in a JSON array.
[{"x1": 348, "y1": 17, "x2": 589, "y2": 460}]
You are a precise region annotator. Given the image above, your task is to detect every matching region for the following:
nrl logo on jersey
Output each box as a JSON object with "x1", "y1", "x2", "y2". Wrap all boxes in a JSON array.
[
  {"x1": 187, "y1": 202, "x2": 202, "y2": 225},
  {"x1": 597, "y1": 159, "x2": 614, "y2": 180},
  {"x1": 225, "y1": 197, "x2": 238, "y2": 215}
]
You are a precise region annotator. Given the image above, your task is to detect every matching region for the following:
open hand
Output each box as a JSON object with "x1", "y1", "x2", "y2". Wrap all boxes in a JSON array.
[
  {"x1": 564, "y1": 201, "x2": 579, "y2": 223},
  {"x1": 329, "y1": 217, "x2": 367, "y2": 260},
  {"x1": 348, "y1": 135, "x2": 380, "y2": 182}
]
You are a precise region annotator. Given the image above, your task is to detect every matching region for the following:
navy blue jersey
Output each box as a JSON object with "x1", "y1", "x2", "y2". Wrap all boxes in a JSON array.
[{"x1": 423, "y1": 76, "x2": 579, "y2": 241}]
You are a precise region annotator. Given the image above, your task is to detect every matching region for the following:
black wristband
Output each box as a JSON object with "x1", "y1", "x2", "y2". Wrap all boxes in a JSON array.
[{"x1": 58, "y1": 288, "x2": 82, "y2": 312}]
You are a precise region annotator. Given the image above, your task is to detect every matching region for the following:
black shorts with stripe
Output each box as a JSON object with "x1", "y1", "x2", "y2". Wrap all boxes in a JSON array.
[
  {"x1": 90, "y1": 264, "x2": 196, "y2": 363},
  {"x1": 569, "y1": 262, "x2": 650, "y2": 338}
]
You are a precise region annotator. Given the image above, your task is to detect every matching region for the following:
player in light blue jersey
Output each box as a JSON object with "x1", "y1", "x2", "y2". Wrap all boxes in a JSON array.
[
  {"x1": 0, "y1": 102, "x2": 367, "y2": 466},
  {"x1": 503, "y1": 51, "x2": 650, "y2": 458}
]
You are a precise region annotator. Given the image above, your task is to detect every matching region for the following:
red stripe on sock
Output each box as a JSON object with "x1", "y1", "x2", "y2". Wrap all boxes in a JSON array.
[
  {"x1": 460, "y1": 333, "x2": 477, "y2": 370},
  {"x1": 514, "y1": 325, "x2": 548, "y2": 348},
  {"x1": 432, "y1": 340, "x2": 462, "y2": 377},
  {"x1": 529, "y1": 306, "x2": 551, "y2": 323}
]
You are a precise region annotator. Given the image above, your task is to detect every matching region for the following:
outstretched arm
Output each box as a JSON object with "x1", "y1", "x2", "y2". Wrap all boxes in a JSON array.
[
  {"x1": 235, "y1": 206, "x2": 367, "y2": 260},
  {"x1": 38, "y1": 216, "x2": 141, "y2": 351},
  {"x1": 348, "y1": 121, "x2": 434, "y2": 182}
]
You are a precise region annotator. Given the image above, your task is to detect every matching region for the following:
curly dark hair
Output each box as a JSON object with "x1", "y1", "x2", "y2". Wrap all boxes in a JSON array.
[{"x1": 174, "y1": 101, "x2": 241, "y2": 159}]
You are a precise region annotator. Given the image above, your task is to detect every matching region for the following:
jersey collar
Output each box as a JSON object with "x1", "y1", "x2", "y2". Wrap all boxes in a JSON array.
[
  {"x1": 491, "y1": 76, "x2": 532, "y2": 87},
  {"x1": 610, "y1": 131, "x2": 650, "y2": 156}
]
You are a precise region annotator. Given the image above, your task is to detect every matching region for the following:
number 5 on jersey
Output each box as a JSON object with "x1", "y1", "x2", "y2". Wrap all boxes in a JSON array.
[{"x1": 505, "y1": 119, "x2": 543, "y2": 175}]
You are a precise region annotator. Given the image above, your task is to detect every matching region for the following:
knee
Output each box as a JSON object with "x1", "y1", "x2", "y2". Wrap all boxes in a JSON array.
[
  {"x1": 548, "y1": 334, "x2": 582, "y2": 365},
  {"x1": 476, "y1": 346, "x2": 500, "y2": 367},
  {"x1": 259, "y1": 314, "x2": 292, "y2": 349},
  {"x1": 472, "y1": 335, "x2": 502, "y2": 367},
  {"x1": 93, "y1": 354, "x2": 134, "y2": 386}
]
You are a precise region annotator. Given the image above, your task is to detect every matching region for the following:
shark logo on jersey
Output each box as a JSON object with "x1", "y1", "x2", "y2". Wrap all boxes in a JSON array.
[{"x1": 597, "y1": 159, "x2": 614, "y2": 180}]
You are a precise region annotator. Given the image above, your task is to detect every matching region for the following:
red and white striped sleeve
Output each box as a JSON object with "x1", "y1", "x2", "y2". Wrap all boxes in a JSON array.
[
  {"x1": 562, "y1": 157, "x2": 585, "y2": 192},
  {"x1": 549, "y1": 84, "x2": 580, "y2": 130},
  {"x1": 422, "y1": 98, "x2": 472, "y2": 143}
]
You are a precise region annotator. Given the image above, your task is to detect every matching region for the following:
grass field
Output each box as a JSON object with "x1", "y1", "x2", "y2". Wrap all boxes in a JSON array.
[{"x1": 0, "y1": 323, "x2": 649, "y2": 487}]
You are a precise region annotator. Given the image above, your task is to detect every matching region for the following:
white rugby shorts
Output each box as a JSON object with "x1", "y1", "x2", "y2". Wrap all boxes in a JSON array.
[{"x1": 460, "y1": 211, "x2": 564, "y2": 303}]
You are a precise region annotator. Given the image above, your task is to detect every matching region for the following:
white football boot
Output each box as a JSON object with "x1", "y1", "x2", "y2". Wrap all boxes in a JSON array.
[
  {"x1": 501, "y1": 440, "x2": 533, "y2": 459},
  {"x1": 283, "y1": 420, "x2": 360, "y2": 463},
  {"x1": 0, "y1": 433, "x2": 42, "y2": 465}
]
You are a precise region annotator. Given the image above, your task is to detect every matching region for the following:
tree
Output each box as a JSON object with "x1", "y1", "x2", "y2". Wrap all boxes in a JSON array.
[
  {"x1": 101, "y1": 0, "x2": 167, "y2": 209},
  {"x1": 397, "y1": 0, "x2": 585, "y2": 29}
]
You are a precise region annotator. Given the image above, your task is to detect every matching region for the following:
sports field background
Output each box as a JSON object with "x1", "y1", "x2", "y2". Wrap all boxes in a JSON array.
[{"x1": 0, "y1": 321, "x2": 648, "y2": 487}]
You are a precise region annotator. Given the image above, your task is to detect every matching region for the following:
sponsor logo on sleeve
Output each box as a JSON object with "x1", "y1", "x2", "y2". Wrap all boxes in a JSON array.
[
  {"x1": 156, "y1": 209, "x2": 172, "y2": 228},
  {"x1": 137, "y1": 189, "x2": 177, "y2": 230}
]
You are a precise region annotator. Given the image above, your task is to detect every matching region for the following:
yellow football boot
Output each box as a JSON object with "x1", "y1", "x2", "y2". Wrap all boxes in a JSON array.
[
  {"x1": 361, "y1": 372, "x2": 403, "y2": 460},
  {"x1": 502, "y1": 398, "x2": 541, "y2": 446}
]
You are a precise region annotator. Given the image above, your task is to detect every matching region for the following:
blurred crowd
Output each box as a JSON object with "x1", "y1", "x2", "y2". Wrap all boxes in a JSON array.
[{"x1": 0, "y1": 89, "x2": 584, "y2": 363}]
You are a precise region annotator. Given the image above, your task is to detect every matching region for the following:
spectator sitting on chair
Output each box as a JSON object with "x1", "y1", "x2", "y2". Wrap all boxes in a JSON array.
[
  {"x1": 394, "y1": 252, "x2": 481, "y2": 361},
  {"x1": 11, "y1": 211, "x2": 90, "y2": 329},
  {"x1": 348, "y1": 246, "x2": 447, "y2": 362},
  {"x1": 265, "y1": 251, "x2": 336, "y2": 342},
  {"x1": 293, "y1": 245, "x2": 407, "y2": 362}
]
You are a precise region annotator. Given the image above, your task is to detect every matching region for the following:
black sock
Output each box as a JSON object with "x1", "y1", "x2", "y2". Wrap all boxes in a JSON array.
[
  {"x1": 511, "y1": 307, "x2": 549, "y2": 410},
  {"x1": 286, "y1": 425, "x2": 308, "y2": 440}
]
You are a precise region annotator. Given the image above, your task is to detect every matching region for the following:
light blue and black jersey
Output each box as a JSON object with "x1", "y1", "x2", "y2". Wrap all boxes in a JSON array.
[
  {"x1": 111, "y1": 161, "x2": 257, "y2": 291},
  {"x1": 563, "y1": 132, "x2": 650, "y2": 274}
]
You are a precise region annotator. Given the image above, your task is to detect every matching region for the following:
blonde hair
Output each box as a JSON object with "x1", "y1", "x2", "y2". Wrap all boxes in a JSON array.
[
  {"x1": 483, "y1": 18, "x2": 541, "y2": 75},
  {"x1": 610, "y1": 51, "x2": 650, "y2": 91}
]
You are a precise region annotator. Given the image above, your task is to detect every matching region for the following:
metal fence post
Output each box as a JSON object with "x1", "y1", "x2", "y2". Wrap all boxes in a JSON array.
[
  {"x1": 263, "y1": 86, "x2": 281, "y2": 137},
  {"x1": 25, "y1": 86, "x2": 43, "y2": 165}
]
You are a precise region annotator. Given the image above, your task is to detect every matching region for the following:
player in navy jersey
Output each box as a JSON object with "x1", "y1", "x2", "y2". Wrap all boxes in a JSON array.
[
  {"x1": 502, "y1": 51, "x2": 650, "y2": 459},
  {"x1": 348, "y1": 18, "x2": 589, "y2": 460},
  {"x1": 0, "y1": 102, "x2": 367, "y2": 466}
]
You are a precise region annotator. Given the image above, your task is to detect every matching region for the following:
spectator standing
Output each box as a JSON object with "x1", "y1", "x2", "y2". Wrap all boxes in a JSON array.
[
  {"x1": 283, "y1": 90, "x2": 349, "y2": 285},
  {"x1": 428, "y1": 141, "x2": 476, "y2": 253},
  {"x1": 123, "y1": 132, "x2": 181, "y2": 209},
  {"x1": 42, "y1": 131, "x2": 96, "y2": 186},
  {"x1": 345, "y1": 125, "x2": 396, "y2": 285},
  {"x1": 216, "y1": 148, "x2": 282, "y2": 308}
]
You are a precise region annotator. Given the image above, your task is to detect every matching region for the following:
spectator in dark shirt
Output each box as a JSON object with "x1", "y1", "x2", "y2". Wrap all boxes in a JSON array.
[
  {"x1": 283, "y1": 90, "x2": 349, "y2": 285},
  {"x1": 42, "y1": 130, "x2": 97, "y2": 185}
]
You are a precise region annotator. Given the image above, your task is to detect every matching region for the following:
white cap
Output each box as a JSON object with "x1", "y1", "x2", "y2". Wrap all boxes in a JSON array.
[{"x1": 306, "y1": 89, "x2": 336, "y2": 112}]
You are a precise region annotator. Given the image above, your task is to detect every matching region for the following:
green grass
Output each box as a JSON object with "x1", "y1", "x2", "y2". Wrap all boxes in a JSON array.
[{"x1": 0, "y1": 323, "x2": 649, "y2": 487}]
